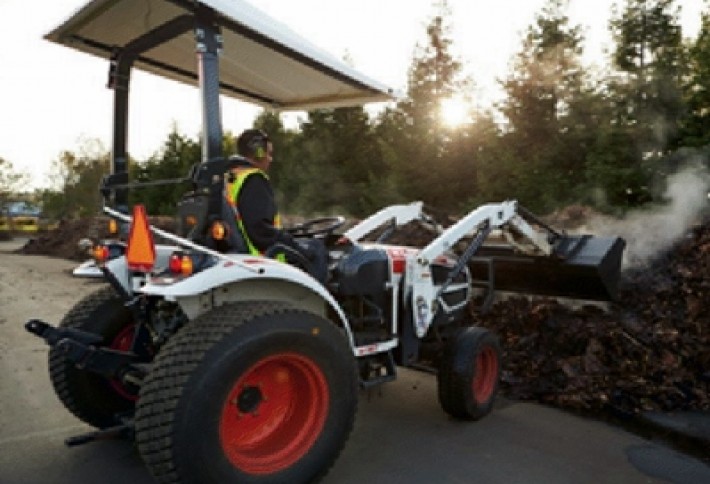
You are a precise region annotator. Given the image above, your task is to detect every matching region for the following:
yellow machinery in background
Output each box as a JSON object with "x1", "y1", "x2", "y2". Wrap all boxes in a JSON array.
[{"x1": 0, "y1": 201, "x2": 41, "y2": 233}]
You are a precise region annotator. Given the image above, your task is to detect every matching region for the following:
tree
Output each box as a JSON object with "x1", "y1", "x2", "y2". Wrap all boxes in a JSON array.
[
  {"x1": 679, "y1": 6, "x2": 710, "y2": 147},
  {"x1": 129, "y1": 127, "x2": 201, "y2": 215},
  {"x1": 386, "y1": 0, "x2": 474, "y2": 211},
  {"x1": 497, "y1": 0, "x2": 591, "y2": 211},
  {"x1": 582, "y1": 0, "x2": 689, "y2": 210},
  {"x1": 609, "y1": 0, "x2": 687, "y2": 152},
  {"x1": 40, "y1": 140, "x2": 110, "y2": 219},
  {"x1": 291, "y1": 105, "x2": 387, "y2": 216},
  {"x1": 0, "y1": 156, "x2": 28, "y2": 209}
]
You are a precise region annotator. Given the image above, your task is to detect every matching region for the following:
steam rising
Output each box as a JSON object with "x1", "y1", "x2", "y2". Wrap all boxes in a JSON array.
[{"x1": 587, "y1": 162, "x2": 710, "y2": 269}]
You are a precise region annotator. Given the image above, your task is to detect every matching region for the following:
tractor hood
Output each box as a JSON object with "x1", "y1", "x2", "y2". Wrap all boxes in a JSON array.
[{"x1": 46, "y1": 0, "x2": 396, "y2": 110}]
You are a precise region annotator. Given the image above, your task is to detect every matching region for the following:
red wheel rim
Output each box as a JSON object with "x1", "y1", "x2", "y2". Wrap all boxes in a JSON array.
[
  {"x1": 219, "y1": 353, "x2": 330, "y2": 475},
  {"x1": 472, "y1": 346, "x2": 498, "y2": 404},
  {"x1": 108, "y1": 324, "x2": 138, "y2": 401}
]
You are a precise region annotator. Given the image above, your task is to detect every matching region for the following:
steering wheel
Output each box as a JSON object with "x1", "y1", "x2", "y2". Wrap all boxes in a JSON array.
[{"x1": 286, "y1": 216, "x2": 345, "y2": 238}]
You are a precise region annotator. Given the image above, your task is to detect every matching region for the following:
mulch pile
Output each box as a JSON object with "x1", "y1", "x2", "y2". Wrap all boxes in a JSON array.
[
  {"x1": 470, "y1": 217, "x2": 709, "y2": 416},
  {"x1": 16, "y1": 209, "x2": 710, "y2": 417}
]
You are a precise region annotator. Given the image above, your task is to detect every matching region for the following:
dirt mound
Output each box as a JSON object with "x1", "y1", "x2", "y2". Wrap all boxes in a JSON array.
[
  {"x1": 17, "y1": 216, "x2": 176, "y2": 260},
  {"x1": 18, "y1": 218, "x2": 110, "y2": 260}
]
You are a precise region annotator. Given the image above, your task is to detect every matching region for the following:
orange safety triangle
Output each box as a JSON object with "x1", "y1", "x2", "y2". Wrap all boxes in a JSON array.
[{"x1": 126, "y1": 204, "x2": 156, "y2": 272}]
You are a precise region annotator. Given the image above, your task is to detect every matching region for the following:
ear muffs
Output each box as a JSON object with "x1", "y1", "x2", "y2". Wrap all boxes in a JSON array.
[
  {"x1": 254, "y1": 145, "x2": 265, "y2": 159},
  {"x1": 247, "y1": 131, "x2": 268, "y2": 159}
]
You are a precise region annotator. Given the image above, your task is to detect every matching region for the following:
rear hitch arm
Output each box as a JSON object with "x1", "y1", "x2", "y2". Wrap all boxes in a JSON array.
[
  {"x1": 25, "y1": 319, "x2": 146, "y2": 382},
  {"x1": 26, "y1": 319, "x2": 102, "y2": 346}
]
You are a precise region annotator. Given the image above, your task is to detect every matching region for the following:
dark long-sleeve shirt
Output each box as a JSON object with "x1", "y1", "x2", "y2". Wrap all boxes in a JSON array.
[{"x1": 234, "y1": 165, "x2": 296, "y2": 253}]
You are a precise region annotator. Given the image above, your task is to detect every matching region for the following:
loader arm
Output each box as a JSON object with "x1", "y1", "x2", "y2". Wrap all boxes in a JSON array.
[
  {"x1": 343, "y1": 202, "x2": 441, "y2": 242},
  {"x1": 408, "y1": 201, "x2": 556, "y2": 337},
  {"x1": 417, "y1": 201, "x2": 553, "y2": 262}
]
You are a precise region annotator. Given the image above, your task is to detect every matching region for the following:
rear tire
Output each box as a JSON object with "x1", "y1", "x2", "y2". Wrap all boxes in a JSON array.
[
  {"x1": 135, "y1": 302, "x2": 358, "y2": 484},
  {"x1": 437, "y1": 327, "x2": 501, "y2": 420},
  {"x1": 49, "y1": 286, "x2": 138, "y2": 428}
]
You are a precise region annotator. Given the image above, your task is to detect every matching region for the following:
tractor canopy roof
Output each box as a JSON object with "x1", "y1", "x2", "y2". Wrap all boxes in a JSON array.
[{"x1": 46, "y1": 0, "x2": 395, "y2": 110}]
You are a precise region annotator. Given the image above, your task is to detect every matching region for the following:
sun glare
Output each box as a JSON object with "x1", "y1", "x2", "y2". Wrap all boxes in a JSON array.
[{"x1": 440, "y1": 96, "x2": 470, "y2": 128}]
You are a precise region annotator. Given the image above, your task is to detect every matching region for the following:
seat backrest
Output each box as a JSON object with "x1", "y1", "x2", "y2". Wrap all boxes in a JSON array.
[
  {"x1": 176, "y1": 192, "x2": 208, "y2": 238},
  {"x1": 176, "y1": 191, "x2": 249, "y2": 254}
]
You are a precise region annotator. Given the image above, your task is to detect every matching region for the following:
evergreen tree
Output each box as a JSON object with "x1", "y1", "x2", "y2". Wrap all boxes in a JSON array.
[
  {"x1": 293, "y1": 105, "x2": 385, "y2": 216},
  {"x1": 585, "y1": 0, "x2": 688, "y2": 209},
  {"x1": 129, "y1": 128, "x2": 200, "y2": 215},
  {"x1": 387, "y1": 0, "x2": 472, "y2": 211},
  {"x1": 679, "y1": 6, "x2": 710, "y2": 147},
  {"x1": 498, "y1": 0, "x2": 590, "y2": 211},
  {"x1": 609, "y1": 0, "x2": 687, "y2": 152}
]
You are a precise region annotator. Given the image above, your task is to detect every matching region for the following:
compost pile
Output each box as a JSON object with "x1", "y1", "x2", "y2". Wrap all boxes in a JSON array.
[{"x1": 471, "y1": 218, "x2": 709, "y2": 416}]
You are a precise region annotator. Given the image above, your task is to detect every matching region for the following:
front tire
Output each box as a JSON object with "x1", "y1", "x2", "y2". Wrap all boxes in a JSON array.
[
  {"x1": 135, "y1": 302, "x2": 358, "y2": 484},
  {"x1": 49, "y1": 286, "x2": 138, "y2": 428},
  {"x1": 437, "y1": 327, "x2": 501, "y2": 420}
]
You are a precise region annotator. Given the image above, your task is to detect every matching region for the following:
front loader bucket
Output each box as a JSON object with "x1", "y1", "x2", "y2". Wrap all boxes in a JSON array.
[{"x1": 469, "y1": 235, "x2": 626, "y2": 301}]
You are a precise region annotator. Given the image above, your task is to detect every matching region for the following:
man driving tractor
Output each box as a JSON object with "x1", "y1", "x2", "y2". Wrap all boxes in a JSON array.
[{"x1": 226, "y1": 128, "x2": 328, "y2": 281}]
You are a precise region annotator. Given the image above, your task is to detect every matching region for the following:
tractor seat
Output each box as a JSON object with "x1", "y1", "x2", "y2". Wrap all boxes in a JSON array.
[{"x1": 176, "y1": 192, "x2": 248, "y2": 254}]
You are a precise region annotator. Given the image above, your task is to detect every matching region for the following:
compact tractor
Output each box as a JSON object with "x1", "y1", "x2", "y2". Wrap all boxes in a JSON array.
[{"x1": 25, "y1": 1, "x2": 625, "y2": 483}]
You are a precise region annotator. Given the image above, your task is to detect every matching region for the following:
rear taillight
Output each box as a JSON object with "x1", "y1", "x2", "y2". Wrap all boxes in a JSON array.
[
  {"x1": 168, "y1": 251, "x2": 194, "y2": 276},
  {"x1": 93, "y1": 244, "x2": 109, "y2": 263},
  {"x1": 169, "y1": 252, "x2": 183, "y2": 273}
]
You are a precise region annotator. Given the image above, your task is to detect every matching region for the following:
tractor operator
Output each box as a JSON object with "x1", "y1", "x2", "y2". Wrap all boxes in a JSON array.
[{"x1": 226, "y1": 128, "x2": 328, "y2": 282}]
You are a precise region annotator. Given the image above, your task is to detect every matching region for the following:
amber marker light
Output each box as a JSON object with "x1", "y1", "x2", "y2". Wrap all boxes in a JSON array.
[
  {"x1": 180, "y1": 255, "x2": 194, "y2": 276},
  {"x1": 93, "y1": 244, "x2": 109, "y2": 263},
  {"x1": 211, "y1": 221, "x2": 228, "y2": 240}
]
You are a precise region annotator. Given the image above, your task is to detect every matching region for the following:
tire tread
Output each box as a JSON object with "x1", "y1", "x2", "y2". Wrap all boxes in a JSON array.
[
  {"x1": 136, "y1": 301, "x2": 297, "y2": 483},
  {"x1": 49, "y1": 286, "x2": 129, "y2": 427}
]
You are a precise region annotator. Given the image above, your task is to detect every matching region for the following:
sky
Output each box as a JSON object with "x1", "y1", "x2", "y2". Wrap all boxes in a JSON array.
[{"x1": 0, "y1": 0, "x2": 704, "y2": 190}]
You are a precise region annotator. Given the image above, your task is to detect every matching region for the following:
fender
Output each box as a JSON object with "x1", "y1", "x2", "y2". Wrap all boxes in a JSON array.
[
  {"x1": 103, "y1": 244, "x2": 180, "y2": 294},
  {"x1": 130, "y1": 253, "x2": 354, "y2": 347}
]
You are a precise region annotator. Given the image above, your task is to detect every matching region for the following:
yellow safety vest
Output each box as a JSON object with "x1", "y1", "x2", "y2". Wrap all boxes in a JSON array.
[{"x1": 225, "y1": 167, "x2": 283, "y2": 258}]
